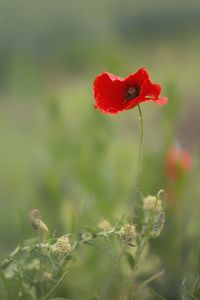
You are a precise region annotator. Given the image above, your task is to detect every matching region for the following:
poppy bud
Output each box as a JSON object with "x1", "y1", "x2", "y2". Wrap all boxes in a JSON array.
[
  {"x1": 166, "y1": 146, "x2": 191, "y2": 180},
  {"x1": 143, "y1": 196, "x2": 162, "y2": 212}
]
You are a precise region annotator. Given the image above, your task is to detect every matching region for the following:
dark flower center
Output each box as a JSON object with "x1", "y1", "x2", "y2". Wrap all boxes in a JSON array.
[{"x1": 125, "y1": 85, "x2": 140, "y2": 101}]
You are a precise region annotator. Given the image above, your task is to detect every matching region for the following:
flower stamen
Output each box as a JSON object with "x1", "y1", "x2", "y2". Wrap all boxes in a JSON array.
[{"x1": 125, "y1": 85, "x2": 140, "y2": 101}]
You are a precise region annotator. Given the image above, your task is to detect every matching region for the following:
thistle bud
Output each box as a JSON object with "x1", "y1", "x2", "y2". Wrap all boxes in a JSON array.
[
  {"x1": 26, "y1": 259, "x2": 40, "y2": 271},
  {"x1": 42, "y1": 272, "x2": 53, "y2": 282},
  {"x1": 143, "y1": 196, "x2": 162, "y2": 212},
  {"x1": 29, "y1": 209, "x2": 49, "y2": 233},
  {"x1": 151, "y1": 211, "x2": 165, "y2": 238},
  {"x1": 119, "y1": 224, "x2": 136, "y2": 242},
  {"x1": 97, "y1": 220, "x2": 112, "y2": 231},
  {"x1": 51, "y1": 235, "x2": 72, "y2": 257}
]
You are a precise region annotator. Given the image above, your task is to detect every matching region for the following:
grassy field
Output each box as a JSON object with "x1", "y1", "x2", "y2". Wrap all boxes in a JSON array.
[{"x1": 0, "y1": 1, "x2": 200, "y2": 299}]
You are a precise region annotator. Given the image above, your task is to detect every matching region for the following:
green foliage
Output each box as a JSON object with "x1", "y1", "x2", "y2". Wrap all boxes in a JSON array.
[
  {"x1": 0, "y1": 191, "x2": 167, "y2": 299},
  {"x1": 0, "y1": 1, "x2": 199, "y2": 299}
]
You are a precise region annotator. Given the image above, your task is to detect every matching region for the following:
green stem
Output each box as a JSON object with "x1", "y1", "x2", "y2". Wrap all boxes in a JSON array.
[
  {"x1": 136, "y1": 104, "x2": 144, "y2": 184},
  {"x1": 38, "y1": 223, "x2": 44, "y2": 299},
  {"x1": 134, "y1": 196, "x2": 159, "y2": 269},
  {"x1": 127, "y1": 104, "x2": 144, "y2": 221},
  {"x1": 42, "y1": 271, "x2": 69, "y2": 300}
]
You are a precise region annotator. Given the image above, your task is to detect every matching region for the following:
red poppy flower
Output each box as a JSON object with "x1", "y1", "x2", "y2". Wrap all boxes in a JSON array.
[
  {"x1": 166, "y1": 146, "x2": 191, "y2": 180},
  {"x1": 93, "y1": 67, "x2": 167, "y2": 114}
]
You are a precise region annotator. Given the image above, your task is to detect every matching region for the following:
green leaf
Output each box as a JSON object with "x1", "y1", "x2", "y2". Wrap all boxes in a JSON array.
[
  {"x1": 0, "y1": 271, "x2": 12, "y2": 298},
  {"x1": 148, "y1": 288, "x2": 166, "y2": 300},
  {"x1": 197, "y1": 253, "x2": 200, "y2": 275},
  {"x1": 125, "y1": 252, "x2": 135, "y2": 270},
  {"x1": 127, "y1": 242, "x2": 136, "y2": 247},
  {"x1": 137, "y1": 270, "x2": 165, "y2": 298},
  {"x1": 83, "y1": 226, "x2": 98, "y2": 237}
]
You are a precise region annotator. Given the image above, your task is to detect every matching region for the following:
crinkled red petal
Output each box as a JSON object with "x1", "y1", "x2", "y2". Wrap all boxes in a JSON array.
[
  {"x1": 153, "y1": 97, "x2": 168, "y2": 105},
  {"x1": 93, "y1": 72, "x2": 126, "y2": 114},
  {"x1": 124, "y1": 68, "x2": 149, "y2": 85}
]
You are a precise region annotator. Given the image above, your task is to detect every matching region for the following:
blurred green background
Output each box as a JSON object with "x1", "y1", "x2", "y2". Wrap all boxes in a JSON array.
[{"x1": 0, "y1": 0, "x2": 200, "y2": 298}]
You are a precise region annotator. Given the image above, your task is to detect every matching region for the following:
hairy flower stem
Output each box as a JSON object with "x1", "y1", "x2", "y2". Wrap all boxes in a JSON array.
[
  {"x1": 127, "y1": 104, "x2": 144, "y2": 222},
  {"x1": 136, "y1": 104, "x2": 144, "y2": 186},
  {"x1": 109, "y1": 105, "x2": 144, "y2": 299}
]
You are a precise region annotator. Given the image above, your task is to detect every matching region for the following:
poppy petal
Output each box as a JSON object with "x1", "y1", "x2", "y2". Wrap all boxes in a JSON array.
[
  {"x1": 143, "y1": 81, "x2": 161, "y2": 98},
  {"x1": 153, "y1": 97, "x2": 168, "y2": 105},
  {"x1": 93, "y1": 72, "x2": 125, "y2": 114},
  {"x1": 125, "y1": 67, "x2": 149, "y2": 86}
]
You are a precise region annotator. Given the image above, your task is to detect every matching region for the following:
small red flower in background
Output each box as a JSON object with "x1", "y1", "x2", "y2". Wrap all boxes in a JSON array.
[
  {"x1": 93, "y1": 67, "x2": 167, "y2": 114},
  {"x1": 166, "y1": 146, "x2": 191, "y2": 180}
]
